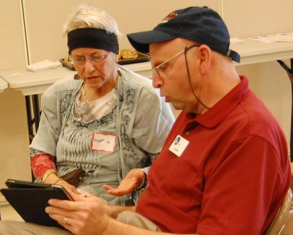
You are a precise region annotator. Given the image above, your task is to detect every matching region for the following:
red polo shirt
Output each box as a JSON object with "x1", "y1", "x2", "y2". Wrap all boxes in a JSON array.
[{"x1": 136, "y1": 76, "x2": 291, "y2": 235}]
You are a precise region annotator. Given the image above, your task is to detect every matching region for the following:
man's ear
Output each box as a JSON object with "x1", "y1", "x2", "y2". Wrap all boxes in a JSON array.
[{"x1": 197, "y1": 45, "x2": 212, "y2": 74}]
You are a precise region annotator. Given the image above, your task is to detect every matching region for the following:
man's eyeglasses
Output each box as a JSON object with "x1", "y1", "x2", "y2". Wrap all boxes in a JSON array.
[
  {"x1": 70, "y1": 52, "x2": 110, "y2": 66},
  {"x1": 152, "y1": 45, "x2": 199, "y2": 77}
]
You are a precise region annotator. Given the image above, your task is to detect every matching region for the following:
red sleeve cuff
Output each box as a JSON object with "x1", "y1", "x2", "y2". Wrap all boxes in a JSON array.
[{"x1": 31, "y1": 154, "x2": 56, "y2": 178}]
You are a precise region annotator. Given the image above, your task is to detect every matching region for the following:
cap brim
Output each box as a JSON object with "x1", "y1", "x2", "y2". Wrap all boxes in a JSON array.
[{"x1": 127, "y1": 30, "x2": 175, "y2": 53}]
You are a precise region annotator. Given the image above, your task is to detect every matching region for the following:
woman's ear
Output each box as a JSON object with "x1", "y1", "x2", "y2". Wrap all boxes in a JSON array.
[{"x1": 115, "y1": 53, "x2": 119, "y2": 63}]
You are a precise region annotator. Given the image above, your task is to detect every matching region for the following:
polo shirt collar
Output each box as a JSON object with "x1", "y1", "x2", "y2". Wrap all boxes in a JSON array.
[{"x1": 190, "y1": 76, "x2": 250, "y2": 128}]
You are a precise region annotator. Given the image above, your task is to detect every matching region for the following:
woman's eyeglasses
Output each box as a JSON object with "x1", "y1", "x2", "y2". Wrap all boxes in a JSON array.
[{"x1": 70, "y1": 52, "x2": 110, "y2": 66}]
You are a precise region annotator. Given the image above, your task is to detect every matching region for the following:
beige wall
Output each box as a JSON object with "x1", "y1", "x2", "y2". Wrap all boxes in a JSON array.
[
  {"x1": 0, "y1": 0, "x2": 27, "y2": 69},
  {"x1": 0, "y1": 0, "x2": 30, "y2": 203},
  {"x1": 223, "y1": 0, "x2": 293, "y2": 38},
  {"x1": 24, "y1": 0, "x2": 218, "y2": 63},
  {"x1": 0, "y1": 0, "x2": 293, "y2": 201}
]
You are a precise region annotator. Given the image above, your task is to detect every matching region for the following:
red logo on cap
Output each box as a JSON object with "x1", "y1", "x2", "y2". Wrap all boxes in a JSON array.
[{"x1": 161, "y1": 12, "x2": 178, "y2": 23}]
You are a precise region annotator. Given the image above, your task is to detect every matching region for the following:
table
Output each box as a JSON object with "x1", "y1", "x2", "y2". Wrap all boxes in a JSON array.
[
  {"x1": 0, "y1": 67, "x2": 76, "y2": 142},
  {"x1": 0, "y1": 77, "x2": 8, "y2": 93},
  {"x1": 1, "y1": 38, "x2": 293, "y2": 160},
  {"x1": 4, "y1": 38, "x2": 293, "y2": 95},
  {"x1": 0, "y1": 63, "x2": 152, "y2": 96},
  {"x1": 231, "y1": 39, "x2": 293, "y2": 66}
]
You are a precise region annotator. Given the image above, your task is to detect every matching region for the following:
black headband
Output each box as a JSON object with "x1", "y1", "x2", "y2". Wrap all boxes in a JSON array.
[{"x1": 67, "y1": 28, "x2": 119, "y2": 54}]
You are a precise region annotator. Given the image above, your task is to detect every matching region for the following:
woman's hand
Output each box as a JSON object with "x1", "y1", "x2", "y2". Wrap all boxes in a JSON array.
[
  {"x1": 103, "y1": 169, "x2": 145, "y2": 196},
  {"x1": 42, "y1": 171, "x2": 79, "y2": 195},
  {"x1": 56, "y1": 179, "x2": 80, "y2": 195}
]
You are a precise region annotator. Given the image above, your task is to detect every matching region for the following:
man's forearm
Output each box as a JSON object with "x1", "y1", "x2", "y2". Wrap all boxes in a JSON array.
[
  {"x1": 103, "y1": 218, "x2": 198, "y2": 235},
  {"x1": 109, "y1": 205, "x2": 136, "y2": 219}
]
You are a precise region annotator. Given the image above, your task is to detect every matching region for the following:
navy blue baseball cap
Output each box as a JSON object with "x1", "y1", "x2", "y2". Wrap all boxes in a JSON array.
[{"x1": 127, "y1": 6, "x2": 240, "y2": 62}]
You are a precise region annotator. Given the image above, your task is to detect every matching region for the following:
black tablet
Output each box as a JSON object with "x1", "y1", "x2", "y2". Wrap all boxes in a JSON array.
[
  {"x1": 1, "y1": 179, "x2": 72, "y2": 227},
  {"x1": 6, "y1": 179, "x2": 52, "y2": 188}
]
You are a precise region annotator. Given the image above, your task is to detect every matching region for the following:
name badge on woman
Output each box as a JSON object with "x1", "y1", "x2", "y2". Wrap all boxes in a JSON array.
[{"x1": 91, "y1": 133, "x2": 116, "y2": 152}]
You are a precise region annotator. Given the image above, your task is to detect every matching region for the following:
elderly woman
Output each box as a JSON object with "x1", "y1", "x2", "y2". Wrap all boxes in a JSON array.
[{"x1": 30, "y1": 5, "x2": 174, "y2": 205}]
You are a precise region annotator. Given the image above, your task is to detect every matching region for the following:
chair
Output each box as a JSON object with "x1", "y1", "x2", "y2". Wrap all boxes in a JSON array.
[
  {"x1": 281, "y1": 209, "x2": 293, "y2": 234},
  {"x1": 266, "y1": 188, "x2": 293, "y2": 235}
]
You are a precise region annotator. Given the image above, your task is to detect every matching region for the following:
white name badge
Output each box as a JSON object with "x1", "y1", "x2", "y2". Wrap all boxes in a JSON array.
[
  {"x1": 169, "y1": 135, "x2": 189, "y2": 157},
  {"x1": 91, "y1": 133, "x2": 116, "y2": 153}
]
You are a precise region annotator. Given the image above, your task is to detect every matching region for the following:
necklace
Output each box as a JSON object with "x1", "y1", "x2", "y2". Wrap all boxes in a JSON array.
[
  {"x1": 74, "y1": 85, "x2": 94, "y2": 122},
  {"x1": 82, "y1": 85, "x2": 90, "y2": 103},
  {"x1": 74, "y1": 80, "x2": 118, "y2": 122}
]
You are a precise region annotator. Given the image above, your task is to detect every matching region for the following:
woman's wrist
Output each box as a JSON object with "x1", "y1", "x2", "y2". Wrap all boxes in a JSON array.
[
  {"x1": 42, "y1": 169, "x2": 57, "y2": 183},
  {"x1": 40, "y1": 169, "x2": 60, "y2": 184},
  {"x1": 53, "y1": 178, "x2": 64, "y2": 185}
]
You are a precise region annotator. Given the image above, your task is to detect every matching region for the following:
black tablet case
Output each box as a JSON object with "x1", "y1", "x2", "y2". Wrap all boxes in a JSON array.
[{"x1": 1, "y1": 180, "x2": 71, "y2": 227}]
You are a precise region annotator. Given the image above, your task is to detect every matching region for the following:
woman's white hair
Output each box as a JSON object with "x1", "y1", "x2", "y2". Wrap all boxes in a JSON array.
[{"x1": 63, "y1": 4, "x2": 122, "y2": 37}]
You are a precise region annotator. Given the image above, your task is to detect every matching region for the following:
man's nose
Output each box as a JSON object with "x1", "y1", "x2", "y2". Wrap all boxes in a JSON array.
[{"x1": 152, "y1": 74, "x2": 163, "y2": 88}]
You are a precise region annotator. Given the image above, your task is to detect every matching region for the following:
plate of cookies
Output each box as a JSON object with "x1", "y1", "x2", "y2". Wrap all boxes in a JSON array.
[
  {"x1": 60, "y1": 49, "x2": 150, "y2": 70},
  {"x1": 118, "y1": 49, "x2": 150, "y2": 65}
]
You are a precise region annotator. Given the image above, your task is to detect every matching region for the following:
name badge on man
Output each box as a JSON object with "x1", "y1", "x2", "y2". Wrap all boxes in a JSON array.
[
  {"x1": 91, "y1": 133, "x2": 116, "y2": 152},
  {"x1": 169, "y1": 135, "x2": 189, "y2": 157}
]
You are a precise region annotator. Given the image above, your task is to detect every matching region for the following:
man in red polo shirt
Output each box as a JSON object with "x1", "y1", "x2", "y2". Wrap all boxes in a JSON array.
[{"x1": 0, "y1": 6, "x2": 291, "y2": 235}]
